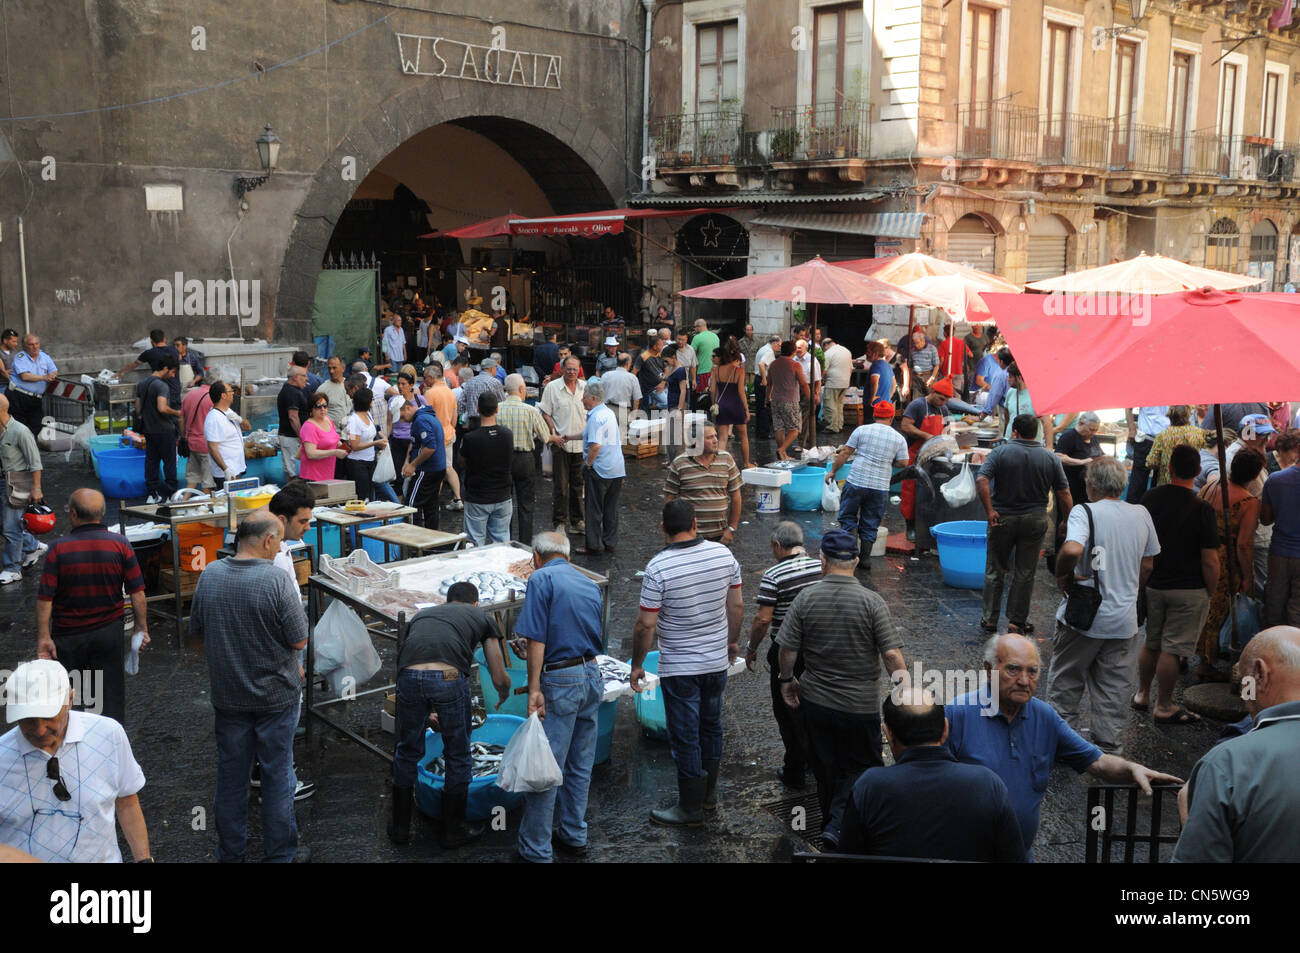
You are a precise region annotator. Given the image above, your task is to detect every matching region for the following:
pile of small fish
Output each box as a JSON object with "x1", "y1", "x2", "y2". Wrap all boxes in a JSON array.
[
  {"x1": 435, "y1": 570, "x2": 528, "y2": 605},
  {"x1": 429, "y1": 742, "x2": 506, "y2": 779}
]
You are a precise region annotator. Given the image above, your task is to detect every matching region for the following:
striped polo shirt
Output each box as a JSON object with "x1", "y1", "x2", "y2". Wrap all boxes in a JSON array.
[
  {"x1": 640, "y1": 538, "x2": 742, "y2": 677},
  {"x1": 665, "y1": 451, "x2": 743, "y2": 539},
  {"x1": 755, "y1": 553, "x2": 822, "y2": 636},
  {"x1": 37, "y1": 524, "x2": 145, "y2": 635}
]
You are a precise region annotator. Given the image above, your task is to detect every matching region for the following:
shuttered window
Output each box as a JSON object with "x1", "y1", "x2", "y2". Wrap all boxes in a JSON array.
[
  {"x1": 947, "y1": 216, "x2": 996, "y2": 273},
  {"x1": 1026, "y1": 216, "x2": 1069, "y2": 282}
]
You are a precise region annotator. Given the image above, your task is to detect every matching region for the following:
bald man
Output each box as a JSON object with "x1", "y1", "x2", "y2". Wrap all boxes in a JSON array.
[
  {"x1": 35, "y1": 488, "x2": 150, "y2": 726},
  {"x1": 945, "y1": 633, "x2": 1181, "y2": 860},
  {"x1": 1174, "y1": 627, "x2": 1300, "y2": 861}
]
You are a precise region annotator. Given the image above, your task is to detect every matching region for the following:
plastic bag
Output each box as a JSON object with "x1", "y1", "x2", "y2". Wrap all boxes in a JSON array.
[
  {"x1": 70, "y1": 416, "x2": 96, "y2": 459},
  {"x1": 540, "y1": 444, "x2": 553, "y2": 476},
  {"x1": 940, "y1": 462, "x2": 976, "y2": 507},
  {"x1": 497, "y1": 711, "x2": 564, "y2": 793},
  {"x1": 313, "y1": 599, "x2": 382, "y2": 695},
  {"x1": 821, "y1": 478, "x2": 842, "y2": 513},
  {"x1": 1219, "y1": 595, "x2": 1262, "y2": 653},
  {"x1": 373, "y1": 445, "x2": 396, "y2": 484}
]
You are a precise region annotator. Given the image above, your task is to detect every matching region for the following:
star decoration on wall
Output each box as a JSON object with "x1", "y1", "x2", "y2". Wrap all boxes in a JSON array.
[{"x1": 700, "y1": 219, "x2": 722, "y2": 247}]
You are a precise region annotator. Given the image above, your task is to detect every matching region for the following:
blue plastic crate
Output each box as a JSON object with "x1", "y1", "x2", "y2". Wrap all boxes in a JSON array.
[{"x1": 414, "y1": 714, "x2": 526, "y2": 821}]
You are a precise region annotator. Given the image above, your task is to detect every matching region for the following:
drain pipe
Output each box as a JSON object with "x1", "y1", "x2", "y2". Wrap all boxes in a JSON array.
[
  {"x1": 17, "y1": 216, "x2": 30, "y2": 336},
  {"x1": 226, "y1": 208, "x2": 247, "y2": 342},
  {"x1": 641, "y1": 0, "x2": 655, "y2": 187}
]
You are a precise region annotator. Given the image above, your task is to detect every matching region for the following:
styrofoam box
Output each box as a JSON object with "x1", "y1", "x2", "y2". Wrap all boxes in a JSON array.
[
  {"x1": 628, "y1": 418, "x2": 665, "y2": 435},
  {"x1": 741, "y1": 467, "x2": 793, "y2": 488},
  {"x1": 381, "y1": 710, "x2": 395, "y2": 734}
]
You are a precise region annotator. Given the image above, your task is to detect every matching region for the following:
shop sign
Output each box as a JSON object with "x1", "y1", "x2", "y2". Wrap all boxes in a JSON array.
[{"x1": 396, "y1": 32, "x2": 562, "y2": 89}]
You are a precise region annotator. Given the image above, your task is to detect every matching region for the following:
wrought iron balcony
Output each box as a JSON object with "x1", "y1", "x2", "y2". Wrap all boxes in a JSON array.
[
  {"x1": 649, "y1": 106, "x2": 754, "y2": 169},
  {"x1": 767, "y1": 100, "x2": 872, "y2": 162}
]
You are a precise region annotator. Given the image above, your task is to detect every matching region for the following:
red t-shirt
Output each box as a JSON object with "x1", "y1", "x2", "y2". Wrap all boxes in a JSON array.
[{"x1": 937, "y1": 337, "x2": 969, "y2": 377}]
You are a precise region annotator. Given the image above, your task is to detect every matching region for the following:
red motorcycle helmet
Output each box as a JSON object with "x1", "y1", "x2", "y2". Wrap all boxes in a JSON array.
[{"x1": 24, "y1": 502, "x2": 56, "y2": 536}]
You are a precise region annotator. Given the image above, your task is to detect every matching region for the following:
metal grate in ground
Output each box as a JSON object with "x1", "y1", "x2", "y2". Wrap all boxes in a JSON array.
[{"x1": 763, "y1": 792, "x2": 824, "y2": 852}]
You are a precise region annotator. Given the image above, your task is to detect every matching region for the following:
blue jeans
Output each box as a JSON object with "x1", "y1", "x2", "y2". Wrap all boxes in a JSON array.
[
  {"x1": 213, "y1": 703, "x2": 299, "y2": 862},
  {"x1": 1125, "y1": 439, "x2": 1152, "y2": 503},
  {"x1": 372, "y1": 478, "x2": 400, "y2": 504},
  {"x1": 463, "y1": 499, "x2": 512, "y2": 547},
  {"x1": 837, "y1": 482, "x2": 889, "y2": 543},
  {"x1": 0, "y1": 494, "x2": 40, "y2": 574},
  {"x1": 313, "y1": 335, "x2": 334, "y2": 360},
  {"x1": 518, "y1": 661, "x2": 602, "y2": 862},
  {"x1": 393, "y1": 669, "x2": 471, "y2": 792},
  {"x1": 660, "y1": 670, "x2": 727, "y2": 779}
]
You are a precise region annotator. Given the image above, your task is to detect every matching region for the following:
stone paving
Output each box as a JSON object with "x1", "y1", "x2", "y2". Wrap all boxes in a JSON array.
[{"x1": 0, "y1": 435, "x2": 1222, "y2": 862}]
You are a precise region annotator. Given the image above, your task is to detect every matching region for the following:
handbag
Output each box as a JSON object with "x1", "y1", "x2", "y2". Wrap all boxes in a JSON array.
[{"x1": 1063, "y1": 502, "x2": 1104, "y2": 630}]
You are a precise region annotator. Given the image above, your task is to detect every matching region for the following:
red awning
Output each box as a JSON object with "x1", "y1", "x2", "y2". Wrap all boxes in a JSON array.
[{"x1": 420, "y1": 207, "x2": 728, "y2": 240}]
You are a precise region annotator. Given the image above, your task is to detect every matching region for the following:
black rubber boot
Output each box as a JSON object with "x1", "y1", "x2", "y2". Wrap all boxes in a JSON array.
[
  {"x1": 702, "y1": 760, "x2": 721, "y2": 811},
  {"x1": 439, "y1": 789, "x2": 485, "y2": 849},
  {"x1": 858, "y1": 541, "x2": 873, "y2": 567},
  {"x1": 649, "y1": 774, "x2": 707, "y2": 827},
  {"x1": 387, "y1": 784, "x2": 413, "y2": 845}
]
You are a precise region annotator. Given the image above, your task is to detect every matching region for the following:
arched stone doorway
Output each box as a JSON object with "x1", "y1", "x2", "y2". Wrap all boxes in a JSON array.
[
  {"x1": 947, "y1": 214, "x2": 998, "y2": 273},
  {"x1": 1206, "y1": 217, "x2": 1241, "y2": 273},
  {"x1": 675, "y1": 214, "x2": 750, "y2": 337},
  {"x1": 1249, "y1": 219, "x2": 1279, "y2": 290}
]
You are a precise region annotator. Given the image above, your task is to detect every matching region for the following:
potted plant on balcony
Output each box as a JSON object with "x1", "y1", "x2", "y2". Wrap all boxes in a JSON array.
[{"x1": 771, "y1": 125, "x2": 801, "y2": 161}]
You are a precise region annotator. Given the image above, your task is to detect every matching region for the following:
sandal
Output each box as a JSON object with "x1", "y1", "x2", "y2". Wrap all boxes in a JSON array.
[
  {"x1": 1154, "y1": 707, "x2": 1201, "y2": 725},
  {"x1": 1131, "y1": 695, "x2": 1149, "y2": 712}
]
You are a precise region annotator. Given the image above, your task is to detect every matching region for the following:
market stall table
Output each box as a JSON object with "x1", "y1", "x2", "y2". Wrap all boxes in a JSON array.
[
  {"x1": 305, "y1": 541, "x2": 611, "y2": 763},
  {"x1": 311, "y1": 503, "x2": 419, "y2": 561},
  {"x1": 358, "y1": 523, "x2": 467, "y2": 562}
]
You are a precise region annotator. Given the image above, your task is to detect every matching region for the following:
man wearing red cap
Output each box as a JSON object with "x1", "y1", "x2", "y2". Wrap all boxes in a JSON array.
[
  {"x1": 898, "y1": 379, "x2": 954, "y2": 540},
  {"x1": 826, "y1": 401, "x2": 910, "y2": 564}
]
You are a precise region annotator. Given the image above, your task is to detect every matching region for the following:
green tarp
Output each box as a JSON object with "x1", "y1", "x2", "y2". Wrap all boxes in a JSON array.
[{"x1": 311, "y1": 270, "x2": 378, "y2": 366}]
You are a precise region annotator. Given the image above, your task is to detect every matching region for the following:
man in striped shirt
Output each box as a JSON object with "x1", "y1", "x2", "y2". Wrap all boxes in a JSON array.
[
  {"x1": 35, "y1": 489, "x2": 149, "y2": 726},
  {"x1": 632, "y1": 500, "x2": 743, "y2": 826},
  {"x1": 777, "y1": 529, "x2": 907, "y2": 848},
  {"x1": 826, "y1": 400, "x2": 910, "y2": 565},
  {"x1": 497, "y1": 374, "x2": 551, "y2": 543},
  {"x1": 665, "y1": 423, "x2": 742, "y2": 544},
  {"x1": 744, "y1": 521, "x2": 822, "y2": 789}
]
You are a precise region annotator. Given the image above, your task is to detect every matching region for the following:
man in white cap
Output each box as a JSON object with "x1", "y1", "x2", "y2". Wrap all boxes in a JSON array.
[
  {"x1": 595, "y1": 336, "x2": 620, "y2": 376},
  {"x1": 0, "y1": 659, "x2": 152, "y2": 862}
]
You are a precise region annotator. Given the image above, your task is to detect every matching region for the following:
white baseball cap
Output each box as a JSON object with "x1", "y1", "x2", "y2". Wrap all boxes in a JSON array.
[
  {"x1": 604, "y1": 336, "x2": 619, "y2": 346},
  {"x1": 3, "y1": 660, "x2": 71, "y2": 722}
]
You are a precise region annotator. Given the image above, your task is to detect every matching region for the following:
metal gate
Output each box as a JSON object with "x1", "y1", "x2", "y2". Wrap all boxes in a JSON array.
[
  {"x1": 946, "y1": 217, "x2": 996, "y2": 272},
  {"x1": 1027, "y1": 216, "x2": 1069, "y2": 282}
]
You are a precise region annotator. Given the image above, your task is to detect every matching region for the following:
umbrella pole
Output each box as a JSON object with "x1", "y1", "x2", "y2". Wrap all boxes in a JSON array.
[{"x1": 1215, "y1": 403, "x2": 1240, "y2": 653}]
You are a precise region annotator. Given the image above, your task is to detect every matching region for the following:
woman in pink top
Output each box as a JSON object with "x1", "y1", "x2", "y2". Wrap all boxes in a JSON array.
[{"x1": 298, "y1": 394, "x2": 348, "y2": 481}]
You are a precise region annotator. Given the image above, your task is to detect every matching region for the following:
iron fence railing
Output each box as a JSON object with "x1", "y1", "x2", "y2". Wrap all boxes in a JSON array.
[
  {"x1": 1037, "y1": 112, "x2": 1111, "y2": 167},
  {"x1": 956, "y1": 102, "x2": 1038, "y2": 161},
  {"x1": 768, "y1": 99, "x2": 872, "y2": 161},
  {"x1": 649, "y1": 106, "x2": 755, "y2": 168}
]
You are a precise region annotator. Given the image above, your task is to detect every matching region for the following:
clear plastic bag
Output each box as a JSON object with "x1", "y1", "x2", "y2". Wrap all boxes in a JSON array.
[
  {"x1": 821, "y1": 478, "x2": 842, "y2": 513},
  {"x1": 313, "y1": 599, "x2": 382, "y2": 695},
  {"x1": 940, "y1": 462, "x2": 976, "y2": 507},
  {"x1": 497, "y1": 711, "x2": 564, "y2": 793}
]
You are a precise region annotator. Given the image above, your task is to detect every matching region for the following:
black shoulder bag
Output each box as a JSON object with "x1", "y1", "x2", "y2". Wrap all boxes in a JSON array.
[{"x1": 1063, "y1": 502, "x2": 1103, "y2": 630}]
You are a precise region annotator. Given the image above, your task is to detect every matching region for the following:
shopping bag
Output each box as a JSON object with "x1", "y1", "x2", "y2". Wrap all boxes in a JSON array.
[
  {"x1": 940, "y1": 462, "x2": 976, "y2": 507},
  {"x1": 497, "y1": 711, "x2": 564, "y2": 793},
  {"x1": 373, "y1": 445, "x2": 396, "y2": 484},
  {"x1": 540, "y1": 444, "x2": 553, "y2": 476},
  {"x1": 1219, "y1": 595, "x2": 1262, "y2": 654},
  {"x1": 821, "y1": 478, "x2": 842, "y2": 514},
  {"x1": 313, "y1": 599, "x2": 382, "y2": 695}
]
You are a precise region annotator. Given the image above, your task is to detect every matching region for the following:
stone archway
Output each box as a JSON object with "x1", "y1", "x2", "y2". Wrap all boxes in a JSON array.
[{"x1": 275, "y1": 82, "x2": 628, "y2": 337}]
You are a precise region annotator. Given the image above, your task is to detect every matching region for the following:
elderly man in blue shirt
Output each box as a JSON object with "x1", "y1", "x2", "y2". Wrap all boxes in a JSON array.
[
  {"x1": 9, "y1": 333, "x2": 58, "y2": 436},
  {"x1": 946, "y1": 633, "x2": 1181, "y2": 860},
  {"x1": 515, "y1": 531, "x2": 605, "y2": 863},
  {"x1": 560, "y1": 378, "x2": 625, "y2": 555}
]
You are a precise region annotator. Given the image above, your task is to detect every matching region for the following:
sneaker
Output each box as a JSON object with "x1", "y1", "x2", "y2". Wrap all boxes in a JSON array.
[
  {"x1": 258, "y1": 779, "x2": 316, "y2": 803},
  {"x1": 21, "y1": 542, "x2": 48, "y2": 568},
  {"x1": 444, "y1": 499, "x2": 464, "y2": 511},
  {"x1": 145, "y1": 494, "x2": 162, "y2": 505},
  {"x1": 0, "y1": 570, "x2": 21, "y2": 585},
  {"x1": 569, "y1": 521, "x2": 586, "y2": 535}
]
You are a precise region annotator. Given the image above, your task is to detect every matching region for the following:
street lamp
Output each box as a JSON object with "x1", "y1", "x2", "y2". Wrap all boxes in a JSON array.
[{"x1": 234, "y1": 124, "x2": 281, "y2": 199}]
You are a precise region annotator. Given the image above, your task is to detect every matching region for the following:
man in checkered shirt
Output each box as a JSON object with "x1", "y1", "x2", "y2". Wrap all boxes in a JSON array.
[
  {"x1": 826, "y1": 401, "x2": 910, "y2": 566},
  {"x1": 456, "y1": 356, "x2": 506, "y2": 424}
]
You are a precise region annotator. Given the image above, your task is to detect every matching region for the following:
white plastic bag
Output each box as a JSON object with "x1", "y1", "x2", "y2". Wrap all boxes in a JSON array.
[
  {"x1": 497, "y1": 711, "x2": 564, "y2": 793},
  {"x1": 71, "y1": 415, "x2": 96, "y2": 452},
  {"x1": 821, "y1": 478, "x2": 842, "y2": 513},
  {"x1": 540, "y1": 444, "x2": 553, "y2": 476},
  {"x1": 940, "y1": 462, "x2": 976, "y2": 507},
  {"x1": 313, "y1": 600, "x2": 382, "y2": 695},
  {"x1": 373, "y1": 445, "x2": 396, "y2": 484}
]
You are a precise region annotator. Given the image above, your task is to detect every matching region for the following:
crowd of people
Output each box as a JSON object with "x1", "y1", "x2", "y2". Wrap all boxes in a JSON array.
[{"x1": 1, "y1": 310, "x2": 1298, "y2": 865}]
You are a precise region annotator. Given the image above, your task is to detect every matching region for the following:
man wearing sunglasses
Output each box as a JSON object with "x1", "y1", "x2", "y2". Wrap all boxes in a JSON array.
[{"x1": 0, "y1": 659, "x2": 152, "y2": 862}]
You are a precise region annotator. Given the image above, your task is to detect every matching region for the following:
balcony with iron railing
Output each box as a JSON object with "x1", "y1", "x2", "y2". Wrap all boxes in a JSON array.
[
  {"x1": 768, "y1": 99, "x2": 872, "y2": 162},
  {"x1": 649, "y1": 106, "x2": 756, "y2": 170}
]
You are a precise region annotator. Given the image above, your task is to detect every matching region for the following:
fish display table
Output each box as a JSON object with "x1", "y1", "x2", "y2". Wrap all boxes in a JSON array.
[{"x1": 357, "y1": 523, "x2": 467, "y2": 562}]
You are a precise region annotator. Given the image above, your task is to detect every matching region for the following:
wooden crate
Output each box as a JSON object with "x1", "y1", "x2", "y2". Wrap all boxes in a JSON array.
[
  {"x1": 160, "y1": 566, "x2": 202, "y2": 597},
  {"x1": 623, "y1": 441, "x2": 658, "y2": 459},
  {"x1": 844, "y1": 403, "x2": 864, "y2": 427}
]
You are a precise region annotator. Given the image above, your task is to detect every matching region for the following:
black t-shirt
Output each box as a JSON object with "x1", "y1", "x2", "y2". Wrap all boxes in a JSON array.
[
  {"x1": 136, "y1": 376, "x2": 172, "y2": 433},
  {"x1": 1141, "y1": 484, "x2": 1220, "y2": 590},
  {"x1": 277, "y1": 382, "x2": 310, "y2": 436},
  {"x1": 1053, "y1": 428, "x2": 1103, "y2": 505},
  {"x1": 397, "y1": 602, "x2": 503, "y2": 673},
  {"x1": 139, "y1": 346, "x2": 182, "y2": 407},
  {"x1": 635, "y1": 352, "x2": 664, "y2": 394},
  {"x1": 461, "y1": 424, "x2": 514, "y2": 504}
]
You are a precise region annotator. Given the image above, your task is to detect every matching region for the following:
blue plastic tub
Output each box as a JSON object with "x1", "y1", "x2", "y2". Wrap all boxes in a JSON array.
[
  {"x1": 415, "y1": 714, "x2": 525, "y2": 821},
  {"x1": 633, "y1": 650, "x2": 669, "y2": 741},
  {"x1": 931, "y1": 520, "x2": 988, "y2": 589},
  {"x1": 782, "y1": 466, "x2": 826, "y2": 512},
  {"x1": 594, "y1": 697, "x2": 618, "y2": 765},
  {"x1": 97, "y1": 448, "x2": 149, "y2": 499},
  {"x1": 243, "y1": 454, "x2": 286, "y2": 487},
  {"x1": 89, "y1": 435, "x2": 125, "y2": 475}
]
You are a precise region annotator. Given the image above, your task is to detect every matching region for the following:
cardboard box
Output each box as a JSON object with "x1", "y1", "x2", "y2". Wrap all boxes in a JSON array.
[
  {"x1": 383, "y1": 691, "x2": 396, "y2": 717},
  {"x1": 306, "y1": 480, "x2": 357, "y2": 504},
  {"x1": 159, "y1": 566, "x2": 202, "y2": 596}
]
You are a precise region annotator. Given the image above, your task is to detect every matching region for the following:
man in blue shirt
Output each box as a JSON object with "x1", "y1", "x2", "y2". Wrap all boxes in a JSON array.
[
  {"x1": 1260, "y1": 463, "x2": 1300, "y2": 627},
  {"x1": 566, "y1": 379, "x2": 626, "y2": 555},
  {"x1": 946, "y1": 633, "x2": 1181, "y2": 859},
  {"x1": 399, "y1": 402, "x2": 446, "y2": 530},
  {"x1": 9, "y1": 334, "x2": 59, "y2": 436},
  {"x1": 1124, "y1": 405, "x2": 1170, "y2": 502},
  {"x1": 514, "y1": 531, "x2": 604, "y2": 863},
  {"x1": 980, "y1": 347, "x2": 1012, "y2": 418},
  {"x1": 837, "y1": 688, "x2": 1025, "y2": 861},
  {"x1": 534, "y1": 331, "x2": 560, "y2": 384}
]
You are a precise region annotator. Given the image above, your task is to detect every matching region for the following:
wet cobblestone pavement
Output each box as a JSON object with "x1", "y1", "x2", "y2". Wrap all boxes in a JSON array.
[{"x1": 1, "y1": 436, "x2": 1221, "y2": 863}]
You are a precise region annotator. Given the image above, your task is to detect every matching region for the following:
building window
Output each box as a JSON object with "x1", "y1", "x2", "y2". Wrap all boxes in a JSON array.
[
  {"x1": 696, "y1": 21, "x2": 739, "y2": 113},
  {"x1": 1042, "y1": 23, "x2": 1073, "y2": 157},
  {"x1": 1169, "y1": 52, "x2": 1193, "y2": 170},
  {"x1": 1206, "y1": 217, "x2": 1240, "y2": 273},
  {"x1": 1218, "y1": 62, "x2": 1240, "y2": 138},
  {"x1": 961, "y1": 4, "x2": 999, "y2": 151},
  {"x1": 1110, "y1": 40, "x2": 1139, "y2": 166},
  {"x1": 813, "y1": 4, "x2": 864, "y2": 108},
  {"x1": 1262, "y1": 70, "x2": 1282, "y2": 142},
  {"x1": 1251, "y1": 220, "x2": 1279, "y2": 290}
]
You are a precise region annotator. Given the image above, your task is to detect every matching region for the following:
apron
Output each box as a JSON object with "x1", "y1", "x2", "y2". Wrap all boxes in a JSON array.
[{"x1": 901, "y1": 412, "x2": 945, "y2": 522}]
